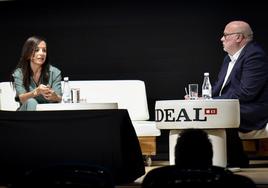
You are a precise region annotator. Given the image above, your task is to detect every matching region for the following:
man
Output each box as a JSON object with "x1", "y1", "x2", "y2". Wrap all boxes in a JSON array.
[{"x1": 213, "y1": 21, "x2": 268, "y2": 167}]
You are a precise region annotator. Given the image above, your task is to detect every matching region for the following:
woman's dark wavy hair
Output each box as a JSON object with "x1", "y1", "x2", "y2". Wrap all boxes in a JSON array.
[
  {"x1": 12, "y1": 36, "x2": 50, "y2": 91},
  {"x1": 175, "y1": 129, "x2": 213, "y2": 169}
]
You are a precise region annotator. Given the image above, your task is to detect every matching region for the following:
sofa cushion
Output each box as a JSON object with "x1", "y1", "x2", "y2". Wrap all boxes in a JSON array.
[
  {"x1": 66, "y1": 80, "x2": 150, "y2": 121},
  {"x1": 239, "y1": 124, "x2": 268, "y2": 139},
  {"x1": 132, "y1": 121, "x2": 161, "y2": 137}
]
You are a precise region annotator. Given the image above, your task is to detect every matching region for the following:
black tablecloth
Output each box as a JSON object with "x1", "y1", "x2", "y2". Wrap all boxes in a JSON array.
[{"x1": 0, "y1": 109, "x2": 145, "y2": 185}]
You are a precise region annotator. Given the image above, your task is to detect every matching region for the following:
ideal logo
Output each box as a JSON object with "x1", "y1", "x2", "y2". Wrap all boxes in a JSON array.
[{"x1": 155, "y1": 108, "x2": 218, "y2": 122}]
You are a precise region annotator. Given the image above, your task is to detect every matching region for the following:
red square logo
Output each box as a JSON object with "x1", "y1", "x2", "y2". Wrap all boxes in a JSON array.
[{"x1": 204, "y1": 108, "x2": 217, "y2": 115}]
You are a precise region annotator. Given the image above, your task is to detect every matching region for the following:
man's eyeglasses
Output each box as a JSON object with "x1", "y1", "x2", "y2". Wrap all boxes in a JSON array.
[{"x1": 223, "y1": 32, "x2": 243, "y2": 39}]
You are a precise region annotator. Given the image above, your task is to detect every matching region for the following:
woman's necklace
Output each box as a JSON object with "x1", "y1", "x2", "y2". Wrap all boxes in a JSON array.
[{"x1": 33, "y1": 72, "x2": 41, "y2": 86}]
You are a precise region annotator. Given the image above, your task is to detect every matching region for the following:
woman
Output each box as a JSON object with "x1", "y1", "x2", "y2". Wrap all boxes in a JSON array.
[{"x1": 12, "y1": 36, "x2": 62, "y2": 111}]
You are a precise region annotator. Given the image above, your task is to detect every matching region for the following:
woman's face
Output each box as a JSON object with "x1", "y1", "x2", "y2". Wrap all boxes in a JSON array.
[{"x1": 31, "y1": 41, "x2": 47, "y2": 66}]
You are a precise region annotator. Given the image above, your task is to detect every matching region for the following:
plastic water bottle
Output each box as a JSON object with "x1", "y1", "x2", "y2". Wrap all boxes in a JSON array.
[
  {"x1": 202, "y1": 72, "x2": 212, "y2": 99},
  {"x1": 62, "y1": 77, "x2": 71, "y2": 103}
]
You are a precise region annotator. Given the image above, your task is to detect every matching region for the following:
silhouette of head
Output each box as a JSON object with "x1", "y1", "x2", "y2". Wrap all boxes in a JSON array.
[{"x1": 175, "y1": 129, "x2": 213, "y2": 169}]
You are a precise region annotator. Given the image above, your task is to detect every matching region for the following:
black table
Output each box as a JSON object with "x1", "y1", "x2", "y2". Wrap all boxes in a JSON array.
[{"x1": 0, "y1": 109, "x2": 145, "y2": 185}]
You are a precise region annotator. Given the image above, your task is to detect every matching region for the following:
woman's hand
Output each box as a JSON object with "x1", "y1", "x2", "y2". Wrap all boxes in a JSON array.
[
  {"x1": 184, "y1": 95, "x2": 190, "y2": 100},
  {"x1": 41, "y1": 85, "x2": 61, "y2": 102},
  {"x1": 32, "y1": 84, "x2": 49, "y2": 97}
]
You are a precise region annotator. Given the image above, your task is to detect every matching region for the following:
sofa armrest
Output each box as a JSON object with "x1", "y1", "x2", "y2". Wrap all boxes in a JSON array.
[
  {"x1": 239, "y1": 124, "x2": 268, "y2": 139},
  {"x1": 0, "y1": 82, "x2": 20, "y2": 111}
]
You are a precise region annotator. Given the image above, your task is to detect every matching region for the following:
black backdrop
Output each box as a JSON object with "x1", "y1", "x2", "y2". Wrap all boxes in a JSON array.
[{"x1": 1, "y1": 0, "x2": 267, "y2": 159}]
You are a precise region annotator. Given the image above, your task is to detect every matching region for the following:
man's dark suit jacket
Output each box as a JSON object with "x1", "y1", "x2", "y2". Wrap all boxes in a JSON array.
[{"x1": 213, "y1": 41, "x2": 268, "y2": 132}]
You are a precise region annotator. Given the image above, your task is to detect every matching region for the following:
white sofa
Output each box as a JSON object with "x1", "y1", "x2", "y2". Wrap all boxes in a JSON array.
[{"x1": 0, "y1": 80, "x2": 161, "y2": 165}]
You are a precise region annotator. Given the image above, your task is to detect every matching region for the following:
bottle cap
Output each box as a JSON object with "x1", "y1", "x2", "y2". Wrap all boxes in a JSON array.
[
  {"x1": 204, "y1": 72, "x2": 209, "y2": 76},
  {"x1": 64, "y1": 77, "x2": 69, "y2": 81}
]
